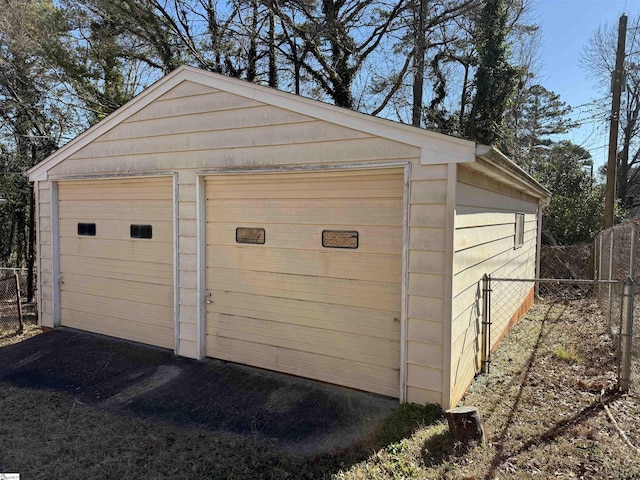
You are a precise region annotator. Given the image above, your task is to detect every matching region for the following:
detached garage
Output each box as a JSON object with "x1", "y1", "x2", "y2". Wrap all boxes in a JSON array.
[{"x1": 28, "y1": 66, "x2": 549, "y2": 408}]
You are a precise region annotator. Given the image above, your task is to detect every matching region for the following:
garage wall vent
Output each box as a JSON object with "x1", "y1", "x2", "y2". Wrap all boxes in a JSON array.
[
  {"x1": 77, "y1": 223, "x2": 96, "y2": 236},
  {"x1": 130, "y1": 224, "x2": 153, "y2": 239},
  {"x1": 322, "y1": 230, "x2": 359, "y2": 249},
  {"x1": 236, "y1": 227, "x2": 265, "y2": 244}
]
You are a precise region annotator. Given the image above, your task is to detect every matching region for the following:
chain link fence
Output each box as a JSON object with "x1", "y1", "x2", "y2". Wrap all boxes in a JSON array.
[
  {"x1": 484, "y1": 276, "x2": 627, "y2": 390},
  {"x1": 0, "y1": 273, "x2": 23, "y2": 333},
  {"x1": 594, "y1": 221, "x2": 640, "y2": 397},
  {"x1": 539, "y1": 244, "x2": 594, "y2": 280},
  {"x1": 0, "y1": 267, "x2": 30, "y2": 299}
]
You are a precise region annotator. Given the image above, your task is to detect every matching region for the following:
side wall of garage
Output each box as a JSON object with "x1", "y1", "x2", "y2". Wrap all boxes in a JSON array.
[
  {"x1": 450, "y1": 165, "x2": 540, "y2": 405},
  {"x1": 37, "y1": 79, "x2": 455, "y2": 403}
]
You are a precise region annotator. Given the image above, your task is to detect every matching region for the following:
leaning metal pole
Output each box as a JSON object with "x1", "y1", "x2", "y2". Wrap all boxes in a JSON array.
[
  {"x1": 481, "y1": 274, "x2": 491, "y2": 374},
  {"x1": 620, "y1": 276, "x2": 634, "y2": 393}
]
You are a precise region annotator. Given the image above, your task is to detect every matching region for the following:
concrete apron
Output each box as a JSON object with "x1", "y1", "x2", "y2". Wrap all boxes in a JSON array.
[{"x1": 0, "y1": 329, "x2": 398, "y2": 456}]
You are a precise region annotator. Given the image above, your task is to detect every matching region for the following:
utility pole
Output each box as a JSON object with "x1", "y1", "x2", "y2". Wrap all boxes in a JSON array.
[{"x1": 605, "y1": 13, "x2": 627, "y2": 228}]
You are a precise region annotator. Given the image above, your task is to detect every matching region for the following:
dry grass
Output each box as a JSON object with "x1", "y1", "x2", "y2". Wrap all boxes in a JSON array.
[
  {"x1": 1, "y1": 299, "x2": 639, "y2": 479},
  {"x1": 0, "y1": 305, "x2": 40, "y2": 348},
  {"x1": 338, "y1": 299, "x2": 640, "y2": 479}
]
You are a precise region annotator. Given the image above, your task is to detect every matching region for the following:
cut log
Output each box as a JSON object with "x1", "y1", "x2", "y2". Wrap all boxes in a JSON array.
[{"x1": 445, "y1": 406, "x2": 485, "y2": 444}]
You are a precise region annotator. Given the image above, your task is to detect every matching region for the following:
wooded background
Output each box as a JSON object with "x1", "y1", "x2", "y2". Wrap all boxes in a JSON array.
[{"x1": 0, "y1": 0, "x2": 636, "y2": 272}]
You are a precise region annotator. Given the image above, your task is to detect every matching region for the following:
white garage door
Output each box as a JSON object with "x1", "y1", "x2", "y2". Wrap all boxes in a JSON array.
[
  {"x1": 205, "y1": 169, "x2": 404, "y2": 397},
  {"x1": 57, "y1": 177, "x2": 174, "y2": 349}
]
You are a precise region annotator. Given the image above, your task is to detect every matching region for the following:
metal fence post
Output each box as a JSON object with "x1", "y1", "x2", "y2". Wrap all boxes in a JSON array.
[
  {"x1": 14, "y1": 273, "x2": 23, "y2": 332},
  {"x1": 630, "y1": 226, "x2": 637, "y2": 279},
  {"x1": 608, "y1": 229, "x2": 615, "y2": 322},
  {"x1": 619, "y1": 276, "x2": 634, "y2": 393},
  {"x1": 481, "y1": 274, "x2": 491, "y2": 374}
]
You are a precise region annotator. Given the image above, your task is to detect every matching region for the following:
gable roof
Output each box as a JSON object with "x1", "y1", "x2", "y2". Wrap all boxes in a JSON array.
[
  {"x1": 26, "y1": 65, "x2": 549, "y2": 200},
  {"x1": 28, "y1": 65, "x2": 477, "y2": 181}
]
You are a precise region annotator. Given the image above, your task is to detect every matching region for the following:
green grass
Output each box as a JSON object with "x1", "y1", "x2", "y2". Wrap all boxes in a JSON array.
[{"x1": 553, "y1": 344, "x2": 582, "y2": 363}]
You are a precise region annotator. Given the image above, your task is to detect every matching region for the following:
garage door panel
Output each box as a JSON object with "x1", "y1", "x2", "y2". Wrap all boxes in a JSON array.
[
  {"x1": 206, "y1": 274, "x2": 401, "y2": 311},
  {"x1": 205, "y1": 170, "x2": 404, "y2": 397},
  {"x1": 206, "y1": 223, "x2": 402, "y2": 254},
  {"x1": 62, "y1": 291, "x2": 173, "y2": 325},
  {"x1": 207, "y1": 178, "x2": 403, "y2": 200},
  {"x1": 206, "y1": 310, "x2": 399, "y2": 340},
  {"x1": 60, "y1": 219, "x2": 173, "y2": 241},
  {"x1": 206, "y1": 248, "x2": 401, "y2": 283},
  {"x1": 58, "y1": 185, "x2": 173, "y2": 201},
  {"x1": 61, "y1": 264, "x2": 174, "y2": 286},
  {"x1": 60, "y1": 255, "x2": 173, "y2": 275},
  {"x1": 211, "y1": 313, "x2": 400, "y2": 354},
  {"x1": 206, "y1": 301, "x2": 401, "y2": 337},
  {"x1": 61, "y1": 273, "x2": 173, "y2": 306},
  {"x1": 206, "y1": 336, "x2": 399, "y2": 397},
  {"x1": 62, "y1": 308, "x2": 174, "y2": 349},
  {"x1": 206, "y1": 205, "x2": 402, "y2": 226},
  {"x1": 207, "y1": 289, "x2": 400, "y2": 321},
  {"x1": 59, "y1": 202, "x2": 172, "y2": 222},
  {"x1": 207, "y1": 267, "x2": 400, "y2": 300},
  {"x1": 60, "y1": 239, "x2": 172, "y2": 263},
  {"x1": 58, "y1": 177, "x2": 174, "y2": 350}
]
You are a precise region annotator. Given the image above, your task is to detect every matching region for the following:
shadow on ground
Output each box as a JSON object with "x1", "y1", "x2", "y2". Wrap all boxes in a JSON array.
[{"x1": 0, "y1": 328, "x2": 402, "y2": 456}]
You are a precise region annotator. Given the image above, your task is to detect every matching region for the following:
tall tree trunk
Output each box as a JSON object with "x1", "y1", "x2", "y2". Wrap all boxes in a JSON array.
[
  {"x1": 268, "y1": 4, "x2": 277, "y2": 87},
  {"x1": 247, "y1": 0, "x2": 259, "y2": 82},
  {"x1": 412, "y1": 0, "x2": 427, "y2": 127},
  {"x1": 323, "y1": 0, "x2": 354, "y2": 108},
  {"x1": 459, "y1": 62, "x2": 470, "y2": 133}
]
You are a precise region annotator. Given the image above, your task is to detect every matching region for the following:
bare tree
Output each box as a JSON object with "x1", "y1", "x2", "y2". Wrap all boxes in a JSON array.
[{"x1": 583, "y1": 16, "x2": 640, "y2": 209}]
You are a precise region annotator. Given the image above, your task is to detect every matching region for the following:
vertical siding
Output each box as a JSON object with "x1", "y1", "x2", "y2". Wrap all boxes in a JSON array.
[
  {"x1": 37, "y1": 181, "x2": 54, "y2": 327},
  {"x1": 405, "y1": 163, "x2": 449, "y2": 405},
  {"x1": 450, "y1": 165, "x2": 539, "y2": 405}
]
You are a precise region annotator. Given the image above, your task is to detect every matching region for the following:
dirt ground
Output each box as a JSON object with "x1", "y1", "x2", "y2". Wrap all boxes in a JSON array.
[
  {"x1": 338, "y1": 299, "x2": 640, "y2": 479},
  {"x1": 450, "y1": 299, "x2": 640, "y2": 479}
]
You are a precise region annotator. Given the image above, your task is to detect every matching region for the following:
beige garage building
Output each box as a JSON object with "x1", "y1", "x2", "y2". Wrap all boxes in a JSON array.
[{"x1": 28, "y1": 66, "x2": 549, "y2": 408}]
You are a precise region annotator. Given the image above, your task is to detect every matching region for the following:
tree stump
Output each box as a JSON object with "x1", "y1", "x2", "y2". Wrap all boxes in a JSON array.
[{"x1": 445, "y1": 406, "x2": 485, "y2": 444}]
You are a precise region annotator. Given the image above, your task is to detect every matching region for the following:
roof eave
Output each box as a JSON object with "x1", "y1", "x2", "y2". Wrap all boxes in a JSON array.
[{"x1": 472, "y1": 144, "x2": 551, "y2": 199}]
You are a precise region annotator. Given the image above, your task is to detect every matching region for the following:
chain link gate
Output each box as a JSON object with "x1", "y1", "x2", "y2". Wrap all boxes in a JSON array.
[
  {"x1": 0, "y1": 273, "x2": 23, "y2": 333},
  {"x1": 481, "y1": 275, "x2": 633, "y2": 393}
]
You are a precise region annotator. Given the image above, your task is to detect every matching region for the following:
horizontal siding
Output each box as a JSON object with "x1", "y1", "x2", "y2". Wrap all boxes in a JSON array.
[
  {"x1": 450, "y1": 165, "x2": 540, "y2": 406},
  {"x1": 404, "y1": 164, "x2": 449, "y2": 406},
  {"x1": 37, "y1": 181, "x2": 53, "y2": 326},
  {"x1": 48, "y1": 82, "x2": 420, "y2": 177},
  {"x1": 58, "y1": 177, "x2": 174, "y2": 349},
  {"x1": 50, "y1": 82, "x2": 420, "y2": 176},
  {"x1": 33, "y1": 79, "x2": 468, "y2": 404},
  {"x1": 205, "y1": 170, "x2": 404, "y2": 397}
]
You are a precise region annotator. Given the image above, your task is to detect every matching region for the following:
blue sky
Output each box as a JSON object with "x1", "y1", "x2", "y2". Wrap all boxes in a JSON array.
[{"x1": 534, "y1": 0, "x2": 636, "y2": 169}]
